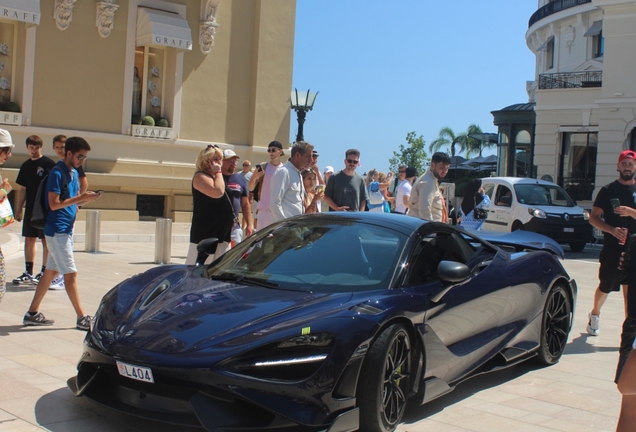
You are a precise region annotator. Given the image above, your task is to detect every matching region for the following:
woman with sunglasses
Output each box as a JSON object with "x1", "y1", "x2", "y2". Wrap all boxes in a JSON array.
[
  {"x1": 185, "y1": 145, "x2": 227, "y2": 265},
  {"x1": 0, "y1": 129, "x2": 14, "y2": 305}
]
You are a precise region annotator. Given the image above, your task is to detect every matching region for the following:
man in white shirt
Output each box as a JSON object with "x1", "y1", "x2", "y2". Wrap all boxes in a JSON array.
[
  {"x1": 269, "y1": 141, "x2": 314, "y2": 222},
  {"x1": 409, "y1": 152, "x2": 450, "y2": 221},
  {"x1": 395, "y1": 166, "x2": 418, "y2": 214},
  {"x1": 249, "y1": 141, "x2": 285, "y2": 231}
]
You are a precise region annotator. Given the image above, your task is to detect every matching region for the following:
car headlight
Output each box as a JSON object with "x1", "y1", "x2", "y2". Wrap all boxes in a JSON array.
[
  {"x1": 583, "y1": 210, "x2": 590, "y2": 220},
  {"x1": 220, "y1": 333, "x2": 335, "y2": 381},
  {"x1": 528, "y1": 207, "x2": 546, "y2": 218}
]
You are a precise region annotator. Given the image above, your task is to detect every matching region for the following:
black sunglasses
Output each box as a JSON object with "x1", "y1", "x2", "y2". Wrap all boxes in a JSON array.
[
  {"x1": 206, "y1": 144, "x2": 219, "y2": 150},
  {"x1": 346, "y1": 159, "x2": 359, "y2": 164}
]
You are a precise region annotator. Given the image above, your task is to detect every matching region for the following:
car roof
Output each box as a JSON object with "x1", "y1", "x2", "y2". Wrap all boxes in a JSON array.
[
  {"x1": 482, "y1": 177, "x2": 561, "y2": 187},
  {"x1": 289, "y1": 212, "x2": 429, "y2": 235}
]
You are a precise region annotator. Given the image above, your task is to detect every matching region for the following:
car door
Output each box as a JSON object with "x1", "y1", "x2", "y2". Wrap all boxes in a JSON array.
[
  {"x1": 404, "y1": 227, "x2": 511, "y2": 384},
  {"x1": 483, "y1": 183, "x2": 514, "y2": 232}
]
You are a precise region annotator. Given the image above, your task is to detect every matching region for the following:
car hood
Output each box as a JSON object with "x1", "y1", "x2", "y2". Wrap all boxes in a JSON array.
[{"x1": 97, "y1": 267, "x2": 353, "y2": 354}]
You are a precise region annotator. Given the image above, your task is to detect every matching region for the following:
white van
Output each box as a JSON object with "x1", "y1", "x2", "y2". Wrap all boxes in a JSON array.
[{"x1": 478, "y1": 177, "x2": 592, "y2": 252}]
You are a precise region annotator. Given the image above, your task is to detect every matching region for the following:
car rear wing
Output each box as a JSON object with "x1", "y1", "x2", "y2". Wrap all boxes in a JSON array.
[{"x1": 471, "y1": 230, "x2": 565, "y2": 259}]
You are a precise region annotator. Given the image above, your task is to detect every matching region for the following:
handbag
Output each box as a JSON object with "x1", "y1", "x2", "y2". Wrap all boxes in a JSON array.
[
  {"x1": 0, "y1": 197, "x2": 14, "y2": 228},
  {"x1": 473, "y1": 196, "x2": 488, "y2": 220},
  {"x1": 368, "y1": 183, "x2": 384, "y2": 205}
]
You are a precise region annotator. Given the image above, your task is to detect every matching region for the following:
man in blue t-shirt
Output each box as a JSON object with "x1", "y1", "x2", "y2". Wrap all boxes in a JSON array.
[
  {"x1": 23, "y1": 137, "x2": 101, "y2": 330},
  {"x1": 222, "y1": 150, "x2": 252, "y2": 244}
]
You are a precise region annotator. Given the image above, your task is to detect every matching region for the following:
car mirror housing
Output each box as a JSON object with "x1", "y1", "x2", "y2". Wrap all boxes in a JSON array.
[
  {"x1": 430, "y1": 261, "x2": 472, "y2": 303},
  {"x1": 196, "y1": 238, "x2": 220, "y2": 266}
]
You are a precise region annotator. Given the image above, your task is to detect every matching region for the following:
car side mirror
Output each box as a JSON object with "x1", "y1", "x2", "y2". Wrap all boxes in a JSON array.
[
  {"x1": 430, "y1": 261, "x2": 471, "y2": 303},
  {"x1": 195, "y1": 238, "x2": 219, "y2": 266}
]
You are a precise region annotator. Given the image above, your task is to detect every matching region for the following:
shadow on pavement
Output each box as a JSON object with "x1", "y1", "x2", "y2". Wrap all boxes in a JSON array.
[
  {"x1": 564, "y1": 332, "x2": 619, "y2": 355},
  {"x1": 35, "y1": 388, "x2": 204, "y2": 431},
  {"x1": 0, "y1": 324, "x2": 74, "y2": 337},
  {"x1": 402, "y1": 362, "x2": 537, "y2": 424}
]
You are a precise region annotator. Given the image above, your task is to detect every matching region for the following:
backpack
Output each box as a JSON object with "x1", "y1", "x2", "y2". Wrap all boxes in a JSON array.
[
  {"x1": 31, "y1": 166, "x2": 66, "y2": 230},
  {"x1": 368, "y1": 182, "x2": 384, "y2": 205}
]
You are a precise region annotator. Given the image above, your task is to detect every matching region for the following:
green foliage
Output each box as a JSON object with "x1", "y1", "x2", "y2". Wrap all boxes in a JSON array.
[
  {"x1": 156, "y1": 118, "x2": 170, "y2": 128},
  {"x1": 1, "y1": 102, "x2": 20, "y2": 112},
  {"x1": 141, "y1": 116, "x2": 155, "y2": 126},
  {"x1": 389, "y1": 132, "x2": 428, "y2": 175},
  {"x1": 429, "y1": 124, "x2": 488, "y2": 157}
]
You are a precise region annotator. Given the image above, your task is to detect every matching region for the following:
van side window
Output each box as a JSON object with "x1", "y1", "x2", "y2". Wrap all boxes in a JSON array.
[{"x1": 496, "y1": 186, "x2": 512, "y2": 207}]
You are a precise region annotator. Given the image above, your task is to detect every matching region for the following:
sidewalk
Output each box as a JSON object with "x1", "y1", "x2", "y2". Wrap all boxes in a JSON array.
[{"x1": 0, "y1": 230, "x2": 626, "y2": 431}]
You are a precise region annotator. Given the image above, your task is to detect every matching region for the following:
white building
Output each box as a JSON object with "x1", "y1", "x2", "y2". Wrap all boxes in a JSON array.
[{"x1": 523, "y1": 0, "x2": 636, "y2": 207}]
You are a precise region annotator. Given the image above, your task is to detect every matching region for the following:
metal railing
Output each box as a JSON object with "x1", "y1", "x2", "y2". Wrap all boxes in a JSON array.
[
  {"x1": 561, "y1": 176, "x2": 594, "y2": 201},
  {"x1": 539, "y1": 71, "x2": 602, "y2": 90},
  {"x1": 529, "y1": 0, "x2": 592, "y2": 28}
]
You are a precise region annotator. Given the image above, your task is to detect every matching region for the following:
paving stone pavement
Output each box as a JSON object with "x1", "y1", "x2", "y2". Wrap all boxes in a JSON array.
[{"x1": 0, "y1": 224, "x2": 626, "y2": 431}]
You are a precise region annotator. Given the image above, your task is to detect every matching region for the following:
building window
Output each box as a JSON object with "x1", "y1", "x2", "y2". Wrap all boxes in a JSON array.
[
  {"x1": 133, "y1": 46, "x2": 166, "y2": 124},
  {"x1": 593, "y1": 31, "x2": 604, "y2": 58},
  {"x1": 560, "y1": 132, "x2": 597, "y2": 201},
  {"x1": 0, "y1": 20, "x2": 20, "y2": 121},
  {"x1": 546, "y1": 38, "x2": 555, "y2": 70}
]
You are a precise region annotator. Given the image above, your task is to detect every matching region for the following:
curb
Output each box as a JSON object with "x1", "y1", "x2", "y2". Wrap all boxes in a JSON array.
[{"x1": 72, "y1": 234, "x2": 190, "y2": 243}]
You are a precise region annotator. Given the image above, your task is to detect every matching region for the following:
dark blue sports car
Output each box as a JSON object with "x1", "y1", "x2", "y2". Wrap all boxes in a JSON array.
[{"x1": 68, "y1": 212, "x2": 576, "y2": 432}]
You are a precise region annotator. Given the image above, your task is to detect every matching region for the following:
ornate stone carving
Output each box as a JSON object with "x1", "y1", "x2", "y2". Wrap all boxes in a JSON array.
[
  {"x1": 54, "y1": 0, "x2": 77, "y2": 31},
  {"x1": 564, "y1": 25, "x2": 576, "y2": 54},
  {"x1": 96, "y1": 0, "x2": 119, "y2": 38},
  {"x1": 200, "y1": 1, "x2": 220, "y2": 55}
]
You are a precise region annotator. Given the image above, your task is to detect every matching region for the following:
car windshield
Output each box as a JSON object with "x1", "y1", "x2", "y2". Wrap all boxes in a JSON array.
[
  {"x1": 514, "y1": 184, "x2": 575, "y2": 207},
  {"x1": 207, "y1": 218, "x2": 407, "y2": 292}
]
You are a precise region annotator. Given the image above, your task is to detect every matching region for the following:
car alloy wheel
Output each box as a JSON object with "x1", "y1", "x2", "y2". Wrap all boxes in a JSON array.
[
  {"x1": 536, "y1": 285, "x2": 571, "y2": 365},
  {"x1": 358, "y1": 324, "x2": 411, "y2": 432}
]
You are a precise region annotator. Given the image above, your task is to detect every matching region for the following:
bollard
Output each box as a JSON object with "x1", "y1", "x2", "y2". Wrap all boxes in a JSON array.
[
  {"x1": 85, "y1": 210, "x2": 101, "y2": 253},
  {"x1": 154, "y1": 218, "x2": 172, "y2": 264}
]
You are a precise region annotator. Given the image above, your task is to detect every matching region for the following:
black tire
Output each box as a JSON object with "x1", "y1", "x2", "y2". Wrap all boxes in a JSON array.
[
  {"x1": 358, "y1": 324, "x2": 412, "y2": 432},
  {"x1": 511, "y1": 221, "x2": 525, "y2": 232},
  {"x1": 569, "y1": 242, "x2": 586, "y2": 252},
  {"x1": 536, "y1": 285, "x2": 572, "y2": 365}
]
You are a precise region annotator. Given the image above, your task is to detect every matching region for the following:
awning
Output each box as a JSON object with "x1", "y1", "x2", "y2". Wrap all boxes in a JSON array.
[
  {"x1": 536, "y1": 36, "x2": 554, "y2": 52},
  {"x1": 136, "y1": 8, "x2": 192, "y2": 51},
  {"x1": 584, "y1": 20, "x2": 603, "y2": 37},
  {"x1": 0, "y1": 0, "x2": 40, "y2": 25}
]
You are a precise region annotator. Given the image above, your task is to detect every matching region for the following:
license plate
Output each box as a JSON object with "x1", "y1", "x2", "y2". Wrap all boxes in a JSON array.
[
  {"x1": 563, "y1": 227, "x2": 574, "y2": 233},
  {"x1": 116, "y1": 361, "x2": 154, "y2": 383}
]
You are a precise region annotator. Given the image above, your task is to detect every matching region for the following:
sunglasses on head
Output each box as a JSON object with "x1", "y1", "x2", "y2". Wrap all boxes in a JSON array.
[
  {"x1": 346, "y1": 159, "x2": 359, "y2": 164},
  {"x1": 206, "y1": 144, "x2": 219, "y2": 150}
]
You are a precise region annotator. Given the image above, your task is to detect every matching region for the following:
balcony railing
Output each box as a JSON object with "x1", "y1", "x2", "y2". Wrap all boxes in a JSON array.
[
  {"x1": 539, "y1": 71, "x2": 602, "y2": 90},
  {"x1": 561, "y1": 176, "x2": 594, "y2": 201},
  {"x1": 529, "y1": 0, "x2": 592, "y2": 28}
]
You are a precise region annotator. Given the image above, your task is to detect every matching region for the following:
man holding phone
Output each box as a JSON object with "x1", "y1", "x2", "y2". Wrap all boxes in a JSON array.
[{"x1": 587, "y1": 150, "x2": 636, "y2": 336}]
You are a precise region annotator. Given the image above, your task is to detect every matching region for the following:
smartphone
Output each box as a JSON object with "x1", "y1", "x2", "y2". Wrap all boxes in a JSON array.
[
  {"x1": 95, "y1": 190, "x2": 104, "y2": 195},
  {"x1": 611, "y1": 198, "x2": 621, "y2": 209},
  {"x1": 256, "y1": 165, "x2": 263, "y2": 172},
  {"x1": 314, "y1": 184, "x2": 325, "y2": 193}
]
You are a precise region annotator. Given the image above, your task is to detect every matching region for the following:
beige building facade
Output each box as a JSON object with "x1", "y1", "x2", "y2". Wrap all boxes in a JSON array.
[
  {"x1": 526, "y1": 0, "x2": 636, "y2": 207},
  {"x1": 0, "y1": 0, "x2": 296, "y2": 221}
]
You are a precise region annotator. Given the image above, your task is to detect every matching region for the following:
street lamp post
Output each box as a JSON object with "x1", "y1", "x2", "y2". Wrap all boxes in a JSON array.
[{"x1": 290, "y1": 88, "x2": 318, "y2": 142}]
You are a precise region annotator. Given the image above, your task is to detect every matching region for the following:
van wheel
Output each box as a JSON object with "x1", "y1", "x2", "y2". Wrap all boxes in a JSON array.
[
  {"x1": 569, "y1": 242, "x2": 586, "y2": 253},
  {"x1": 511, "y1": 221, "x2": 525, "y2": 232}
]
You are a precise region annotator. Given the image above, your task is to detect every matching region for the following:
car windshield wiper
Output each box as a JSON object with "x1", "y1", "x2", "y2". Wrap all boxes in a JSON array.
[{"x1": 210, "y1": 273, "x2": 279, "y2": 288}]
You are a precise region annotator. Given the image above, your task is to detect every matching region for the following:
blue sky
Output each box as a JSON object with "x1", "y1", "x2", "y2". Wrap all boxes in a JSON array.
[{"x1": 291, "y1": 1, "x2": 537, "y2": 174}]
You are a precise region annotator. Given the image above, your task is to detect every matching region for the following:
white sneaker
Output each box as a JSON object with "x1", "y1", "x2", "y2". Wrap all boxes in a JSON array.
[
  {"x1": 49, "y1": 275, "x2": 65, "y2": 290},
  {"x1": 587, "y1": 312, "x2": 600, "y2": 336}
]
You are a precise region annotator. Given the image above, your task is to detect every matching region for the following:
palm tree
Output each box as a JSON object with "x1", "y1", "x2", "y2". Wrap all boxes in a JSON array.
[
  {"x1": 463, "y1": 124, "x2": 488, "y2": 157},
  {"x1": 428, "y1": 127, "x2": 465, "y2": 157}
]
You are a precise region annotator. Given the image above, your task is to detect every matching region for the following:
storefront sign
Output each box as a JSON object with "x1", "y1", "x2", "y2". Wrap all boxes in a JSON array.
[
  {"x1": 0, "y1": 111, "x2": 22, "y2": 126},
  {"x1": 1, "y1": 7, "x2": 40, "y2": 25},
  {"x1": 131, "y1": 125, "x2": 174, "y2": 139},
  {"x1": 153, "y1": 36, "x2": 192, "y2": 50}
]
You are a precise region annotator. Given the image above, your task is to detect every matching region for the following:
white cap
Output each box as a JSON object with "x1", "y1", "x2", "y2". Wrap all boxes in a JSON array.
[
  {"x1": 223, "y1": 149, "x2": 239, "y2": 159},
  {"x1": 324, "y1": 165, "x2": 334, "y2": 174},
  {"x1": 0, "y1": 129, "x2": 14, "y2": 148}
]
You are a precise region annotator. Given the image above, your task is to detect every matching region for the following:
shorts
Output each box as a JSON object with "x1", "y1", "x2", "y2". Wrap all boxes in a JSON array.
[
  {"x1": 45, "y1": 233, "x2": 77, "y2": 274},
  {"x1": 599, "y1": 248, "x2": 624, "y2": 293},
  {"x1": 22, "y1": 211, "x2": 44, "y2": 239}
]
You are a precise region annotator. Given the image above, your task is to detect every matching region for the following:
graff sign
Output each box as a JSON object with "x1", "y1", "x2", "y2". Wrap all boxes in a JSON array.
[
  {"x1": 132, "y1": 125, "x2": 174, "y2": 139},
  {"x1": 153, "y1": 36, "x2": 192, "y2": 50},
  {"x1": 2, "y1": 8, "x2": 40, "y2": 24},
  {"x1": 0, "y1": 112, "x2": 22, "y2": 126}
]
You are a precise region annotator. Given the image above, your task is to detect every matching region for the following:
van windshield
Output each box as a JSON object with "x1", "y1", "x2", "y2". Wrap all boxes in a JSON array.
[{"x1": 514, "y1": 184, "x2": 575, "y2": 207}]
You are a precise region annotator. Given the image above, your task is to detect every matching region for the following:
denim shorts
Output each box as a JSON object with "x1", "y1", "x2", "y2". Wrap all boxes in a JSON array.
[{"x1": 45, "y1": 233, "x2": 77, "y2": 274}]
